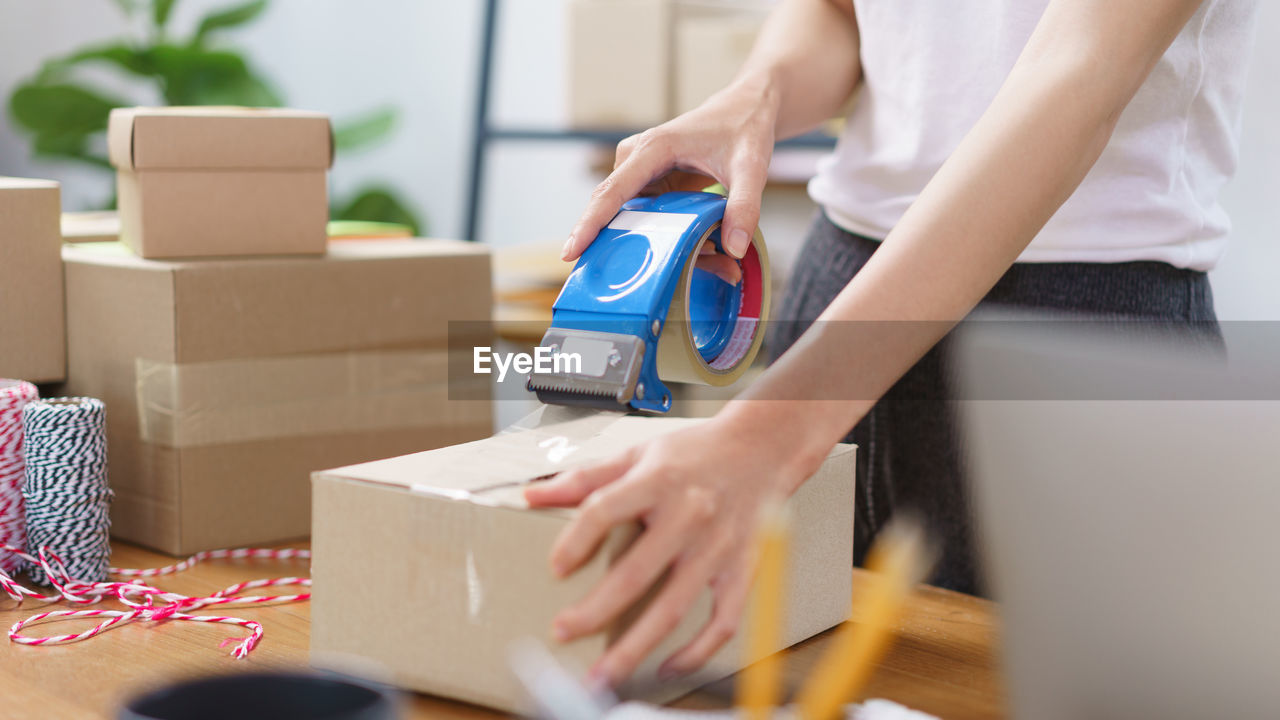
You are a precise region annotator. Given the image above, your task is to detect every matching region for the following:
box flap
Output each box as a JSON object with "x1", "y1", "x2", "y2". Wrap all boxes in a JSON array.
[
  {"x1": 108, "y1": 106, "x2": 333, "y2": 171},
  {"x1": 316, "y1": 408, "x2": 651, "y2": 502},
  {"x1": 317, "y1": 407, "x2": 856, "y2": 510}
]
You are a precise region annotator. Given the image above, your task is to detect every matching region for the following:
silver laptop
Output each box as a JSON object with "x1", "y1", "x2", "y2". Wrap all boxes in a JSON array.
[{"x1": 957, "y1": 318, "x2": 1280, "y2": 719}]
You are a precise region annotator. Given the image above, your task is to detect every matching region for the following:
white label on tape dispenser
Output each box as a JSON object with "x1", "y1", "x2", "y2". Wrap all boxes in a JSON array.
[{"x1": 607, "y1": 211, "x2": 699, "y2": 254}]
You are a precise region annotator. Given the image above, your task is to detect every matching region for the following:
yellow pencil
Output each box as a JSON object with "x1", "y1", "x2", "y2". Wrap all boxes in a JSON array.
[
  {"x1": 736, "y1": 504, "x2": 790, "y2": 720},
  {"x1": 795, "y1": 519, "x2": 931, "y2": 720}
]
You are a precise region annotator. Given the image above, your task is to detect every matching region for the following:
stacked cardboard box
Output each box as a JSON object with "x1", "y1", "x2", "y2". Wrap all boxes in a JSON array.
[
  {"x1": 0, "y1": 177, "x2": 65, "y2": 383},
  {"x1": 565, "y1": 0, "x2": 769, "y2": 127},
  {"x1": 62, "y1": 240, "x2": 493, "y2": 554},
  {"x1": 673, "y1": 8, "x2": 767, "y2": 115},
  {"x1": 312, "y1": 408, "x2": 856, "y2": 712},
  {"x1": 567, "y1": 0, "x2": 674, "y2": 128},
  {"x1": 108, "y1": 107, "x2": 332, "y2": 258}
]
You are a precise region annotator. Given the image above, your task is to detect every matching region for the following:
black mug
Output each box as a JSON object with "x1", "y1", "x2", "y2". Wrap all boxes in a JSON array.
[{"x1": 119, "y1": 671, "x2": 398, "y2": 720}]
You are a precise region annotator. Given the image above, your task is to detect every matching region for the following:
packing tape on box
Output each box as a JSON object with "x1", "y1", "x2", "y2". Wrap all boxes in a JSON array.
[
  {"x1": 136, "y1": 349, "x2": 490, "y2": 448},
  {"x1": 405, "y1": 405, "x2": 629, "y2": 507}
]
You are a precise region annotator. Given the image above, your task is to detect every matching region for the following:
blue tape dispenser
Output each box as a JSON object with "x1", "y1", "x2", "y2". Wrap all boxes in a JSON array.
[{"x1": 528, "y1": 191, "x2": 770, "y2": 413}]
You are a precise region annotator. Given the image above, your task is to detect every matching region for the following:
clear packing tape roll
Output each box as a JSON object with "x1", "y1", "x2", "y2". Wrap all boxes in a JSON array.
[{"x1": 656, "y1": 224, "x2": 770, "y2": 387}]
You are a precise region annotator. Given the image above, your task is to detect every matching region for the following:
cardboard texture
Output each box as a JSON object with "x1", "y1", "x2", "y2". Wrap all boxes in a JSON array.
[
  {"x1": 567, "y1": 0, "x2": 672, "y2": 127},
  {"x1": 61, "y1": 239, "x2": 493, "y2": 554},
  {"x1": 108, "y1": 107, "x2": 333, "y2": 259},
  {"x1": 311, "y1": 409, "x2": 855, "y2": 713},
  {"x1": 0, "y1": 177, "x2": 66, "y2": 383}
]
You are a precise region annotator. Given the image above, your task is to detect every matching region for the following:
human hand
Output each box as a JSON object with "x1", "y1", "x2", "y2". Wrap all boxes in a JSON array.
[
  {"x1": 562, "y1": 80, "x2": 780, "y2": 263},
  {"x1": 523, "y1": 412, "x2": 813, "y2": 687}
]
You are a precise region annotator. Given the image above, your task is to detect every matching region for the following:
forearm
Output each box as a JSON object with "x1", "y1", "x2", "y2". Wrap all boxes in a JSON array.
[
  {"x1": 730, "y1": 0, "x2": 861, "y2": 140},
  {"x1": 722, "y1": 0, "x2": 1204, "y2": 481}
]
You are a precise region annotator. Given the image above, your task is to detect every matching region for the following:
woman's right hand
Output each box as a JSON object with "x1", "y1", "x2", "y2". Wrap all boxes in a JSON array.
[{"x1": 561, "y1": 79, "x2": 781, "y2": 263}]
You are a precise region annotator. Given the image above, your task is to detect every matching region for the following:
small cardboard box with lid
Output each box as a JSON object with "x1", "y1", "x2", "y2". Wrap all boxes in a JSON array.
[{"x1": 108, "y1": 107, "x2": 333, "y2": 259}]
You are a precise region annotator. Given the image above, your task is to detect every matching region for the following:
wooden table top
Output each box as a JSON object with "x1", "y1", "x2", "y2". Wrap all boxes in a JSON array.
[{"x1": 0, "y1": 542, "x2": 1006, "y2": 719}]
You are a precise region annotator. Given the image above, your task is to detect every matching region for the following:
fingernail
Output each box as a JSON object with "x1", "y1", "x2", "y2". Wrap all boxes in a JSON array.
[
  {"x1": 726, "y1": 229, "x2": 749, "y2": 259},
  {"x1": 561, "y1": 235, "x2": 575, "y2": 261},
  {"x1": 551, "y1": 559, "x2": 567, "y2": 578},
  {"x1": 657, "y1": 663, "x2": 683, "y2": 682},
  {"x1": 586, "y1": 667, "x2": 611, "y2": 693},
  {"x1": 552, "y1": 621, "x2": 570, "y2": 643}
]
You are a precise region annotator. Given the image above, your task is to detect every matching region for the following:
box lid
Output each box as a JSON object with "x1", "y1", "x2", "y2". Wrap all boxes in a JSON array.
[{"x1": 108, "y1": 106, "x2": 334, "y2": 171}]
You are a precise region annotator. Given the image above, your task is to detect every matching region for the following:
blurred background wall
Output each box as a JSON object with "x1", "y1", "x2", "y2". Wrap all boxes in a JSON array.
[{"x1": 1, "y1": 0, "x2": 1275, "y2": 319}]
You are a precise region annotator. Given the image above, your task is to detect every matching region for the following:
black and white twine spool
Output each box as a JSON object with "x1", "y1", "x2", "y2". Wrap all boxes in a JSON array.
[{"x1": 22, "y1": 397, "x2": 113, "y2": 585}]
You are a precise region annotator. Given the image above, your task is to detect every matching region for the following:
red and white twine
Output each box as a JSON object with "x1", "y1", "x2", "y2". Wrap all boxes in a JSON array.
[
  {"x1": 0, "y1": 380, "x2": 38, "y2": 575},
  {"x1": 2, "y1": 544, "x2": 310, "y2": 658}
]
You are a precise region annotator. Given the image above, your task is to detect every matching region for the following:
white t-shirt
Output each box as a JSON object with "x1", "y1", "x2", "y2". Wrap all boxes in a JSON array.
[{"x1": 808, "y1": 0, "x2": 1259, "y2": 271}]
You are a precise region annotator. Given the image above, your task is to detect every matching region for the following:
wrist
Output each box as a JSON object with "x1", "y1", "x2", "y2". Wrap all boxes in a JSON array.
[
  {"x1": 715, "y1": 399, "x2": 834, "y2": 495},
  {"x1": 722, "y1": 68, "x2": 783, "y2": 130}
]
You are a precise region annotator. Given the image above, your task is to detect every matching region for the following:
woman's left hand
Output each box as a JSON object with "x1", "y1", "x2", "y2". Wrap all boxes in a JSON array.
[{"x1": 523, "y1": 412, "x2": 815, "y2": 687}]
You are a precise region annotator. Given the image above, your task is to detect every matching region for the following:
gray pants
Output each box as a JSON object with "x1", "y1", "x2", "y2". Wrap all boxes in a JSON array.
[{"x1": 767, "y1": 212, "x2": 1221, "y2": 595}]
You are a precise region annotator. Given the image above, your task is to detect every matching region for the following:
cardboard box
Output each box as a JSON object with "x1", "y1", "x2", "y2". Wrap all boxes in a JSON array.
[
  {"x1": 61, "y1": 210, "x2": 120, "y2": 244},
  {"x1": 567, "y1": 0, "x2": 672, "y2": 128},
  {"x1": 674, "y1": 11, "x2": 765, "y2": 115},
  {"x1": 61, "y1": 239, "x2": 493, "y2": 554},
  {"x1": 108, "y1": 107, "x2": 332, "y2": 259},
  {"x1": 0, "y1": 177, "x2": 65, "y2": 383},
  {"x1": 311, "y1": 408, "x2": 855, "y2": 712}
]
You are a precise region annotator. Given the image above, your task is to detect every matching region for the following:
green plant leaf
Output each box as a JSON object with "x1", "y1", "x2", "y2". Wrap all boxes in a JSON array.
[
  {"x1": 154, "y1": 0, "x2": 178, "y2": 28},
  {"x1": 32, "y1": 133, "x2": 112, "y2": 169},
  {"x1": 193, "y1": 0, "x2": 268, "y2": 46},
  {"x1": 32, "y1": 132, "x2": 88, "y2": 157},
  {"x1": 333, "y1": 107, "x2": 398, "y2": 152},
  {"x1": 8, "y1": 82, "x2": 124, "y2": 136},
  {"x1": 185, "y1": 71, "x2": 280, "y2": 106},
  {"x1": 149, "y1": 44, "x2": 281, "y2": 106},
  {"x1": 111, "y1": 0, "x2": 138, "y2": 17},
  {"x1": 38, "y1": 44, "x2": 155, "y2": 81},
  {"x1": 333, "y1": 187, "x2": 425, "y2": 236}
]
